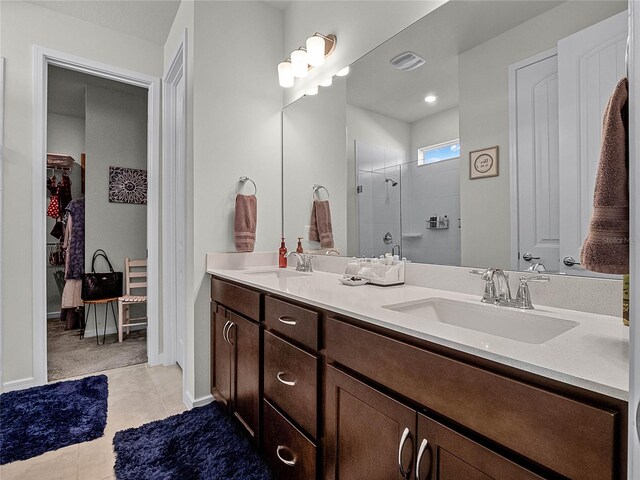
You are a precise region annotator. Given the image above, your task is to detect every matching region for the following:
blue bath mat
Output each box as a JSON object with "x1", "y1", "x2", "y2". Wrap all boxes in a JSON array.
[
  {"x1": 113, "y1": 402, "x2": 272, "y2": 480},
  {"x1": 0, "y1": 374, "x2": 108, "y2": 464}
]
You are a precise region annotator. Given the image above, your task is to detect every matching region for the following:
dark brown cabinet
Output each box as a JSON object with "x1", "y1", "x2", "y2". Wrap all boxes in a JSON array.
[
  {"x1": 325, "y1": 365, "x2": 416, "y2": 480},
  {"x1": 211, "y1": 300, "x2": 261, "y2": 441},
  {"x1": 415, "y1": 415, "x2": 544, "y2": 480}
]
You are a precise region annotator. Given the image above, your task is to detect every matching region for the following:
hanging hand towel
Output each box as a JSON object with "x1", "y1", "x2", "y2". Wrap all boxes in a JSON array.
[
  {"x1": 309, "y1": 199, "x2": 334, "y2": 249},
  {"x1": 580, "y1": 78, "x2": 629, "y2": 274},
  {"x1": 234, "y1": 194, "x2": 257, "y2": 252}
]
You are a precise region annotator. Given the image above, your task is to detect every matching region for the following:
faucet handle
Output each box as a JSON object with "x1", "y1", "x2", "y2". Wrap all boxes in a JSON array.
[
  {"x1": 515, "y1": 275, "x2": 550, "y2": 309},
  {"x1": 521, "y1": 275, "x2": 550, "y2": 283}
]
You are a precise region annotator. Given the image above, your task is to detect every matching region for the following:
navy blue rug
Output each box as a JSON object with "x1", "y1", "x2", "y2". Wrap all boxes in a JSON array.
[
  {"x1": 113, "y1": 403, "x2": 272, "y2": 480},
  {"x1": 0, "y1": 374, "x2": 108, "y2": 464}
]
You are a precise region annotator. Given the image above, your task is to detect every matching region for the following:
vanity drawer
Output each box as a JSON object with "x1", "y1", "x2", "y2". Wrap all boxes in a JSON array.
[
  {"x1": 264, "y1": 330, "x2": 318, "y2": 439},
  {"x1": 265, "y1": 295, "x2": 319, "y2": 350},
  {"x1": 263, "y1": 399, "x2": 317, "y2": 480},
  {"x1": 211, "y1": 277, "x2": 260, "y2": 320},
  {"x1": 325, "y1": 317, "x2": 618, "y2": 480}
]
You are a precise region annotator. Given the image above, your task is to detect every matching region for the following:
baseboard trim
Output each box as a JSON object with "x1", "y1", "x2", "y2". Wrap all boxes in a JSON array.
[
  {"x1": 47, "y1": 311, "x2": 61, "y2": 320},
  {"x1": 184, "y1": 390, "x2": 214, "y2": 409},
  {"x1": 2, "y1": 376, "x2": 38, "y2": 393},
  {"x1": 82, "y1": 324, "x2": 146, "y2": 339}
]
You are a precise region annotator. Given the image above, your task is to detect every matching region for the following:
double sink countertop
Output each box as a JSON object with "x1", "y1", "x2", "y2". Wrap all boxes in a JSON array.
[{"x1": 207, "y1": 262, "x2": 629, "y2": 401}]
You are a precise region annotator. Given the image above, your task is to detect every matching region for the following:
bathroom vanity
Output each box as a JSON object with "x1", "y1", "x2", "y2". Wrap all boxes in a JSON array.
[{"x1": 208, "y1": 260, "x2": 628, "y2": 480}]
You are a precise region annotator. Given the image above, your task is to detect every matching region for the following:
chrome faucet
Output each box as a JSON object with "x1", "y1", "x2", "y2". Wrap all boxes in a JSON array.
[
  {"x1": 285, "y1": 252, "x2": 313, "y2": 272},
  {"x1": 471, "y1": 268, "x2": 550, "y2": 309},
  {"x1": 391, "y1": 244, "x2": 401, "y2": 257},
  {"x1": 527, "y1": 262, "x2": 547, "y2": 273}
]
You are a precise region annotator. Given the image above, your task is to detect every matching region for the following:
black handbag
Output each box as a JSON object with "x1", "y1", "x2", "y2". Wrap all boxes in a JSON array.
[{"x1": 82, "y1": 249, "x2": 123, "y2": 301}]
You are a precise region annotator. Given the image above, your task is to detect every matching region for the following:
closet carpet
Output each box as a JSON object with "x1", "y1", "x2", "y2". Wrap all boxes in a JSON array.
[{"x1": 47, "y1": 319, "x2": 147, "y2": 381}]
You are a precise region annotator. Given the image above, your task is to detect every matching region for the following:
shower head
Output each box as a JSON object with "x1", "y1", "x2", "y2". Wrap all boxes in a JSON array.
[{"x1": 385, "y1": 178, "x2": 398, "y2": 187}]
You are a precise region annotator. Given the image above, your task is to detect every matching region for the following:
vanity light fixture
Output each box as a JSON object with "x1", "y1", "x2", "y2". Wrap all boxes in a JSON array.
[
  {"x1": 306, "y1": 85, "x2": 319, "y2": 96},
  {"x1": 319, "y1": 76, "x2": 333, "y2": 87},
  {"x1": 278, "y1": 60, "x2": 294, "y2": 88},
  {"x1": 291, "y1": 48, "x2": 309, "y2": 78},
  {"x1": 336, "y1": 66, "x2": 350, "y2": 77},
  {"x1": 278, "y1": 33, "x2": 337, "y2": 88},
  {"x1": 424, "y1": 93, "x2": 438, "y2": 103}
]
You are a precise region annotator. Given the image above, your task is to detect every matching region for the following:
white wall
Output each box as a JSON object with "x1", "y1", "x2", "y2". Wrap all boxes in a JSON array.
[
  {"x1": 283, "y1": 1, "x2": 447, "y2": 105},
  {"x1": 0, "y1": 0, "x2": 163, "y2": 388},
  {"x1": 83, "y1": 85, "x2": 148, "y2": 337},
  {"x1": 46, "y1": 113, "x2": 85, "y2": 315},
  {"x1": 346, "y1": 104, "x2": 410, "y2": 256},
  {"x1": 284, "y1": 78, "x2": 347, "y2": 254},
  {"x1": 191, "y1": 0, "x2": 283, "y2": 399},
  {"x1": 403, "y1": 107, "x2": 460, "y2": 264},
  {"x1": 459, "y1": 0, "x2": 627, "y2": 269}
]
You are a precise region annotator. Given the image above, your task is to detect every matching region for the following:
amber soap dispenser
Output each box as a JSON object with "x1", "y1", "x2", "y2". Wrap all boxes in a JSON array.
[
  {"x1": 279, "y1": 238, "x2": 288, "y2": 268},
  {"x1": 296, "y1": 237, "x2": 304, "y2": 253}
]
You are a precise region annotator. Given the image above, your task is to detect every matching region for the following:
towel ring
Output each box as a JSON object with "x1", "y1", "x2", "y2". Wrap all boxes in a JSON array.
[
  {"x1": 236, "y1": 176, "x2": 257, "y2": 195},
  {"x1": 313, "y1": 184, "x2": 330, "y2": 200}
]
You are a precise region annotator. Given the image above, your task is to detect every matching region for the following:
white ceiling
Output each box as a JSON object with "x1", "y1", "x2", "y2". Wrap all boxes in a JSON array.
[
  {"x1": 48, "y1": 65, "x2": 147, "y2": 118},
  {"x1": 347, "y1": 0, "x2": 565, "y2": 124},
  {"x1": 27, "y1": 0, "x2": 181, "y2": 45}
]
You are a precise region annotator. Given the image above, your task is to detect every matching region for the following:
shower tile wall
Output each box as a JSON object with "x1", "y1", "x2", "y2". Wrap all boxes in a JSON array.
[
  {"x1": 401, "y1": 157, "x2": 461, "y2": 265},
  {"x1": 356, "y1": 140, "x2": 403, "y2": 258}
]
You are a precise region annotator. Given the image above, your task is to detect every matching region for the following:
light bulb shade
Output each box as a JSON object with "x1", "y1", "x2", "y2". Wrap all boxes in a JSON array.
[
  {"x1": 291, "y1": 49, "x2": 309, "y2": 78},
  {"x1": 336, "y1": 66, "x2": 350, "y2": 77},
  {"x1": 319, "y1": 76, "x2": 333, "y2": 87},
  {"x1": 306, "y1": 85, "x2": 319, "y2": 96},
  {"x1": 278, "y1": 61, "x2": 294, "y2": 88},
  {"x1": 306, "y1": 35, "x2": 325, "y2": 67}
]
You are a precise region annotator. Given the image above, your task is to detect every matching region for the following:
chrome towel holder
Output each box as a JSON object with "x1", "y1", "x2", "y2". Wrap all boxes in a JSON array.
[
  {"x1": 236, "y1": 176, "x2": 257, "y2": 195},
  {"x1": 313, "y1": 184, "x2": 330, "y2": 200}
]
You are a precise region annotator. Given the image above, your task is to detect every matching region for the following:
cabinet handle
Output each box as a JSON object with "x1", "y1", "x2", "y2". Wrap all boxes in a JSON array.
[
  {"x1": 415, "y1": 438, "x2": 429, "y2": 480},
  {"x1": 278, "y1": 316, "x2": 297, "y2": 326},
  {"x1": 276, "y1": 445, "x2": 297, "y2": 466},
  {"x1": 276, "y1": 371, "x2": 297, "y2": 387},
  {"x1": 227, "y1": 322, "x2": 236, "y2": 345},
  {"x1": 222, "y1": 321, "x2": 231, "y2": 343},
  {"x1": 398, "y1": 427, "x2": 412, "y2": 479}
]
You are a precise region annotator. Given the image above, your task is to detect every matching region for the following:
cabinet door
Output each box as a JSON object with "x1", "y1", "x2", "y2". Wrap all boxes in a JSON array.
[
  {"x1": 211, "y1": 303, "x2": 232, "y2": 405},
  {"x1": 325, "y1": 365, "x2": 416, "y2": 480},
  {"x1": 415, "y1": 414, "x2": 544, "y2": 480},
  {"x1": 229, "y1": 311, "x2": 261, "y2": 441}
]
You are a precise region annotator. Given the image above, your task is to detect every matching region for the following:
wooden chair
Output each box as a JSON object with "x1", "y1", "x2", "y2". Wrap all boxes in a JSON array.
[{"x1": 117, "y1": 258, "x2": 147, "y2": 342}]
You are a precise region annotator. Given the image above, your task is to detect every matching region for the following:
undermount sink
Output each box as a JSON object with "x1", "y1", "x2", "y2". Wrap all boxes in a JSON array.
[
  {"x1": 383, "y1": 298, "x2": 579, "y2": 344},
  {"x1": 243, "y1": 269, "x2": 309, "y2": 279}
]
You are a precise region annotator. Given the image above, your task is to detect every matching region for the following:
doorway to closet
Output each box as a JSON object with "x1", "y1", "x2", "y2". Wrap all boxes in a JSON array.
[{"x1": 45, "y1": 65, "x2": 149, "y2": 381}]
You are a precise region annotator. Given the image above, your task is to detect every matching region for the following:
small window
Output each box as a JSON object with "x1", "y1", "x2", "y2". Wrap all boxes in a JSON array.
[{"x1": 418, "y1": 139, "x2": 460, "y2": 166}]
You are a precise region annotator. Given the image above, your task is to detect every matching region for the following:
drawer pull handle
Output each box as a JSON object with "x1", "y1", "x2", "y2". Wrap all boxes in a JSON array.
[
  {"x1": 222, "y1": 321, "x2": 231, "y2": 344},
  {"x1": 278, "y1": 316, "x2": 297, "y2": 326},
  {"x1": 227, "y1": 322, "x2": 235, "y2": 345},
  {"x1": 398, "y1": 427, "x2": 412, "y2": 479},
  {"x1": 277, "y1": 371, "x2": 297, "y2": 387},
  {"x1": 276, "y1": 445, "x2": 297, "y2": 466},
  {"x1": 415, "y1": 438, "x2": 429, "y2": 480}
]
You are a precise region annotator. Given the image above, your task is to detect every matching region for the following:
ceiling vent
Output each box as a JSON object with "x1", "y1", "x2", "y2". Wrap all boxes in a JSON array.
[{"x1": 389, "y1": 51, "x2": 425, "y2": 71}]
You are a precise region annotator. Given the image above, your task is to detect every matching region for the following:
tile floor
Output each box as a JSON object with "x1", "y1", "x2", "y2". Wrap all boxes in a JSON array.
[{"x1": 0, "y1": 363, "x2": 186, "y2": 480}]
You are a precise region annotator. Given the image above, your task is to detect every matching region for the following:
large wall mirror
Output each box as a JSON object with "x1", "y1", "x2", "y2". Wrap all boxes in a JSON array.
[{"x1": 283, "y1": 0, "x2": 628, "y2": 277}]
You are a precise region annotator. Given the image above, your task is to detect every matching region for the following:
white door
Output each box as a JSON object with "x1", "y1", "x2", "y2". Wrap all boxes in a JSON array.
[
  {"x1": 558, "y1": 11, "x2": 627, "y2": 276},
  {"x1": 175, "y1": 73, "x2": 186, "y2": 369},
  {"x1": 512, "y1": 51, "x2": 560, "y2": 272}
]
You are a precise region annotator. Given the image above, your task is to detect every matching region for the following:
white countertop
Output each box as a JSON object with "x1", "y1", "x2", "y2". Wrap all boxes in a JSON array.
[{"x1": 207, "y1": 264, "x2": 629, "y2": 401}]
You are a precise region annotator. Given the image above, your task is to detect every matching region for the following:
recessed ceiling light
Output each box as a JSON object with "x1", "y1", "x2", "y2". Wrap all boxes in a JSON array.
[{"x1": 424, "y1": 94, "x2": 438, "y2": 103}]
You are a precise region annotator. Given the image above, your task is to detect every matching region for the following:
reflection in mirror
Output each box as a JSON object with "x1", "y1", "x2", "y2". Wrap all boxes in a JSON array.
[{"x1": 282, "y1": 0, "x2": 628, "y2": 277}]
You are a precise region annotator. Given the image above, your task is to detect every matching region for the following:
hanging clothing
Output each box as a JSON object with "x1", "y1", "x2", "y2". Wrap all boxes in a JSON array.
[
  {"x1": 64, "y1": 198, "x2": 85, "y2": 280},
  {"x1": 61, "y1": 213, "x2": 83, "y2": 308},
  {"x1": 58, "y1": 173, "x2": 73, "y2": 212},
  {"x1": 46, "y1": 194, "x2": 60, "y2": 219}
]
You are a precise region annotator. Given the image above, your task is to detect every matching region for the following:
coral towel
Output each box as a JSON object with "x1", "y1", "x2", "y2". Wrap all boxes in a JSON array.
[
  {"x1": 580, "y1": 78, "x2": 629, "y2": 274},
  {"x1": 309, "y1": 200, "x2": 334, "y2": 249},
  {"x1": 234, "y1": 194, "x2": 257, "y2": 253}
]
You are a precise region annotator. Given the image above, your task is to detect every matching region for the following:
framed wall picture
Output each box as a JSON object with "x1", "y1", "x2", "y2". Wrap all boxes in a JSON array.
[
  {"x1": 108, "y1": 166, "x2": 147, "y2": 204},
  {"x1": 469, "y1": 146, "x2": 499, "y2": 180}
]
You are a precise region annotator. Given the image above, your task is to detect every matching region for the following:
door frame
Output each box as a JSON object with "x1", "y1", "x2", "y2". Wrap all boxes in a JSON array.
[
  {"x1": 162, "y1": 30, "x2": 188, "y2": 371},
  {"x1": 32, "y1": 46, "x2": 162, "y2": 385},
  {"x1": 508, "y1": 47, "x2": 558, "y2": 271}
]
